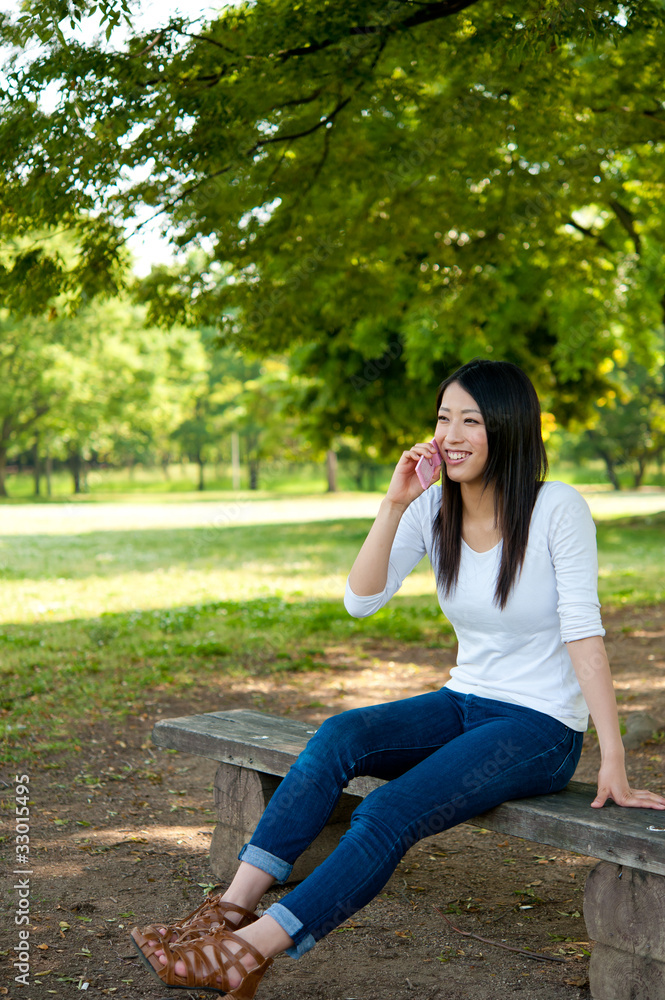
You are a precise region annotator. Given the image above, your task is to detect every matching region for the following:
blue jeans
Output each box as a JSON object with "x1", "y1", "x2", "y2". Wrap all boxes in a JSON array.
[{"x1": 238, "y1": 688, "x2": 583, "y2": 957}]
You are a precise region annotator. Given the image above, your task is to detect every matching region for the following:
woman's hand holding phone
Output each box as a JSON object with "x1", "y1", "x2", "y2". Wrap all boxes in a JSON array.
[
  {"x1": 385, "y1": 438, "x2": 442, "y2": 509},
  {"x1": 415, "y1": 439, "x2": 443, "y2": 490}
]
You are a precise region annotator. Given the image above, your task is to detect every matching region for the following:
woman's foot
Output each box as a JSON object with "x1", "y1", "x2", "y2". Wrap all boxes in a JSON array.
[
  {"x1": 148, "y1": 894, "x2": 258, "y2": 970},
  {"x1": 155, "y1": 890, "x2": 258, "y2": 938},
  {"x1": 131, "y1": 924, "x2": 272, "y2": 997},
  {"x1": 159, "y1": 927, "x2": 259, "y2": 989}
]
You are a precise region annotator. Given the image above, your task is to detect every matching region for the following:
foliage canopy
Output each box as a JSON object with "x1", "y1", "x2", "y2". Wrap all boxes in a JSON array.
[{"x1": 1, "y1": 1, "x2": 665, "y2": 443}]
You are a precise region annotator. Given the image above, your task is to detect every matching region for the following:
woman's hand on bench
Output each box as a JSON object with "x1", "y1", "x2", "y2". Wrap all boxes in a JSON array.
[{"x1": 591, "y1": 755, "x2": 665, "y2": 810}]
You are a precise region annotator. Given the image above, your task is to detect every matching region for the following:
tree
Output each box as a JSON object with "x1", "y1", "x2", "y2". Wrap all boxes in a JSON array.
[
  {"x1": 0, "y1": 294, "x2": 186, "y2": 496},
  {"x1": 166, "y1": 334, "x2": 311, "y2": 491},
  {"x1": 563, "y1": 347, "x2": 665, "y2": 490},
  {"x1": 2, "y1": 1, "x2": 665, "y2": 438},
  {"x1": 0, "y1": 310, "x2": 84, "y2": 496},
  {"x1": 52, "y1": 303, "x2": 178, "y2": 493},
  {"x1": 229, "y1": 357, "x2": 313, "y2": 490}
]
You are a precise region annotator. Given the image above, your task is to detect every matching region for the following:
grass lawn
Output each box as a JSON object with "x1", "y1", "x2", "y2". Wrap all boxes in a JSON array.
[{"x1": 2, "y1": 497, "x2": 664, "y2": 763}]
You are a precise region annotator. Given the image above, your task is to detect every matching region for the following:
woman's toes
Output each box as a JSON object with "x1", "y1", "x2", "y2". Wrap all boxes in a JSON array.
[
  {"x1": 169, "y1": 954, "x2": 241, "y2": 988},
  {"x1": 153, "y1": 925, "x2": 180, "y2": 965},
  {"x1": 169, "y1": 942, "x2": 252, "y2": 990}
]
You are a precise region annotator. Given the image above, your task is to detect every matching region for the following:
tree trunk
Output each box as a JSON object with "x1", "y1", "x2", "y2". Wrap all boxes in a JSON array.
[
  {"x1": 326, "y1": 450, "x2": 338, "y2": 492},
  {"x1": 45, "y1": 453, "x2": 52, "y2": 498},
  {"x1": 69, "y1": 450, "x2": 82, "y2": 494},
  {"x1": 249, "y1": 459, "x2": 259, "y2": 490},
  {"x1": 633, "y1": 456, "x2": 647, "y2": 489},
  {"x1": 0, "y1": 447, "x2": 8, "y2": 497},
  {"x1": 33, "y1": 438, "x2": 41, "y2": 497},
  {"x1": 604, "y1": 458, "x2": 621, "y2": 490},
  {"x1": 231, "y1": 432, "x2": 241, "y2": 490},
  {"x1": 197, "y1": 454, "x2": 205, "y2": 491},
  {"x1": 354, "y1": 462, "x2": 364, "y2": 490},
  {"x1": 594, "y1": 448, "x2": 621, "y2": 490},
  {"x1": 586, "y1": 431, "x2": 622, "y2": 490}
]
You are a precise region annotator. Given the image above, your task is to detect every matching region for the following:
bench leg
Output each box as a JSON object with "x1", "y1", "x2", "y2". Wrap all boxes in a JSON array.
[
  {"x1": 583, "y1": 861, "x2": 665, "y2": 1000},
  {"x1": 209, "y1": 763, "x2": 361, "y2": 884}
]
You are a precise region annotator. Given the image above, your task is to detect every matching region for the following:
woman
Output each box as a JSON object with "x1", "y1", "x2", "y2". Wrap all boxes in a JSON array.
[{"x1": 131, "y1": 359, "x2": 665, "y2": 997}]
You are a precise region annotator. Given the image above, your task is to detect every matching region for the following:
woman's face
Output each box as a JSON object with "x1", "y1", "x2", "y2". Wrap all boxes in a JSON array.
[{"x1": 435, "y1": 381, "x2": 489, "y2": 487}]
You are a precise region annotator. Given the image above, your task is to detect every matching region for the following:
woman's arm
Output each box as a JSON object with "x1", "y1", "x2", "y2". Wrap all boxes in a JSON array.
[
  {"x1": 566, "y1": 635, "x2": 665, "y2": 810},
  {"x1": 347, "y1": 442, "x2": 439, "y2": 597},
  {"x1": 347, "y1": 497, "x2": 409, "y2": 596}
]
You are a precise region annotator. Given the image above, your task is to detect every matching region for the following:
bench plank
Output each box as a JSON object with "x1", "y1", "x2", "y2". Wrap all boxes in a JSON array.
[
  {"x1": 474, "y1": 786, "x2": 665, "y2": 878},
  {"x1": 153, "y1": 709, "x2": 319, "y2": 771},
  {"x1": 152, "y1": 709, "x2": 383, "y2": 797},
  {"x1": 152, "y1": 709, "x2": 665, "y2": 876}
]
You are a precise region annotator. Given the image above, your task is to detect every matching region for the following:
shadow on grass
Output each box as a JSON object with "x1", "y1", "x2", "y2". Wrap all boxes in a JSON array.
[
  {"x1": 0, "y1": 519, "x2": 374, "y2": 582},
  {"x1": 0, "y1": 593, "x2": 453, "y2": 764},
  {"x1": 3, "y1": 512, "x2": 664, "y2": 764},
  {"x1": 595, "y1": 514, "x2": 665, "y2": 605},
  {"x1": 1, "y1": 515, "x2": 664, "y2": 608}
]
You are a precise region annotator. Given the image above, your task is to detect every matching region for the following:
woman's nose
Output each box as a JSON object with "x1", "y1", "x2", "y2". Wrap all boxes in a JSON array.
[{"x1": 445, "y1": 421, "x2": 464, "y2": 443}]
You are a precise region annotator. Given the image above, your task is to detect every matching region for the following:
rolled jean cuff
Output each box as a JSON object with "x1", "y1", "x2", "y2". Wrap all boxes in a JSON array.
[
  {"x1": 264, "y1": 903, "x2": 316, "y2": 959},
  {"x1": 237, "y1": 844, "x2": 292, "y2": 884}
]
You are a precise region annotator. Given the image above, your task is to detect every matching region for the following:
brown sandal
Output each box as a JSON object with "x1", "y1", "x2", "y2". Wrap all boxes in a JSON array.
[
  {"x1": 130, "y1": 924, "x2": 272, "y2": 997},
  {"x1": 158, "y1": 888, "x2": 258, "y2": 941}
]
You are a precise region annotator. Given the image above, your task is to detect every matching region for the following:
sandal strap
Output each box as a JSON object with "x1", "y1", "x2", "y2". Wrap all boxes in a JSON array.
[
  {"x1": 132, "y1": 924, "x2": 272, "y2": 992},
  {"x1": 184, "y1": 897, "x2": 258, "y2": 931},
  {"x1": 152, "y1": 892, "x2": 258, "y2": 940},
  {"x1": 176, "y1": 885, "x2": 225, "y2": 926}
]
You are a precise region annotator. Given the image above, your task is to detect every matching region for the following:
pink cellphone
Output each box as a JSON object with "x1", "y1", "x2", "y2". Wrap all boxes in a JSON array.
[{"x1": 415, "y1": 439, "x2": 442, "y2": 490}]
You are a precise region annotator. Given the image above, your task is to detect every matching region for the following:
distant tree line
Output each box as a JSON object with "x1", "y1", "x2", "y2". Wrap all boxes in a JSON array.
[{"x1": 1, "y1": 280, "x2": 663, "y2": 496}]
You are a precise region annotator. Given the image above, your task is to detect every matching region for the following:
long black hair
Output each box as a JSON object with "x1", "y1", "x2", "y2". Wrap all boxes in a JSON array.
[{"x1": 431, "y1": 359, "x2": 548, "y2": 609}]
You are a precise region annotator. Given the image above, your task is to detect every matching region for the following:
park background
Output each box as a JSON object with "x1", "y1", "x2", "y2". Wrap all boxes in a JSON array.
[{"x1": 1, "y1": 2, "x2": 664, "y2": 998}]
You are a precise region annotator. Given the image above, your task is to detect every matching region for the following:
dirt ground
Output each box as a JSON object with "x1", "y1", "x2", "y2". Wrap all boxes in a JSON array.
[{"x1": 2, "y1": 604, "x2": 664, "y2": 1000}]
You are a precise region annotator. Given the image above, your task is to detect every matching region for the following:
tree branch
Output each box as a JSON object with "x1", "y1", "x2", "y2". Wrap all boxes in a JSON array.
[
  {"x1": 260, "y1": 94, "x2": 353, "y2": 146},
  {"x1": 128, "y1": 3, "x2": 475, "y2": 104},
  {"x1": 400, "y1": 0, "x2": 481, "y2": 28},
  {"x1": 176, "y1": 30, "x2": 239, "y2": 55},
  {"x1": 264, "y1": 143, "x2": 292, "y2": 190},
  {"x1": 566, "y1": 217, "x2": 612, "y2": 251},
  {"x1": 275, "y1": 0, "x2": 479, "y2": 61},
  {"x1": 125, "y1": 164, "x2": 233, "y2": 238},
  {"x1": 264, "y1": 34, "x2": 387, "y2": 146},
  {"x1": 16, "y1": 404, "x2": 52, "y2": 435},
  {"x1": 128, "y1": 32, "x2": 163, "y2": 59},
  {"x1": 271, "y1": 86, "x2": 326, "y2": 111},
  {"x1": 609, "y1": 198, "x2": 641, "y2": 253},
  {"x1": 128, "y1": 36, "x2": 384, "y2": 236},
  {"x1": 642, "y1": 108, "x2": 665, "y2": 126},
  {"x1": 298, "y1": 126, "x2": 332, "y2": 200},
  {"x1": 434, "y1": 908, "x2": 568, "y2": 964}
]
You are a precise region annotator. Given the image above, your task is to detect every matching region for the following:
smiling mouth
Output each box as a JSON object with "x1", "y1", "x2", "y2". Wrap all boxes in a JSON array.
[{"x1": 446, "y1": 451, "x2": 471, "y2": 461}]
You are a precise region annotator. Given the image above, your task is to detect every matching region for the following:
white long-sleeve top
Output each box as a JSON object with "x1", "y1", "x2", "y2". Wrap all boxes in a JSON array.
[{"x1": 344, "y1": 481, "x2": 605, "y2": 731}]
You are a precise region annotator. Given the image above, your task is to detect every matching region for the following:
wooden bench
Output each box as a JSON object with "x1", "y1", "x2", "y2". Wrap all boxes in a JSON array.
[{"x1": 153, "y1": 708, "x2": 665, "y2": 1000}]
